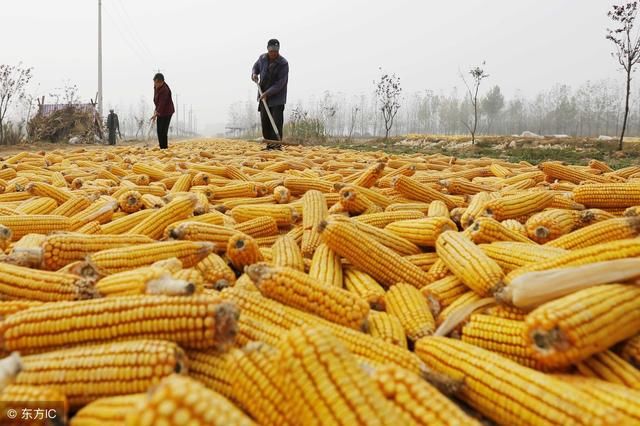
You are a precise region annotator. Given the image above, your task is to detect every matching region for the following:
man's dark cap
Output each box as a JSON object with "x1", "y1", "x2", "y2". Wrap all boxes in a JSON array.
[
  {"x1": 267, "y1": 39, "x2": 280, "y2": 51},
  {"x1": 153, "y1": 73, "x2": 165, "y2": 81}
]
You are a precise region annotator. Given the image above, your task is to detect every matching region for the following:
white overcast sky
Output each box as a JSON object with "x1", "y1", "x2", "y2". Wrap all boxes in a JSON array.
[{"x1": 1, "y1": 0, "x2": 624, "y2": 134}]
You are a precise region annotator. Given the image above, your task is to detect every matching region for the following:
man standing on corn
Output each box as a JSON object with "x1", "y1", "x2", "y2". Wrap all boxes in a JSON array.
[{"x1": 251, "y1": 39, "x2": 289, "y2": 150}]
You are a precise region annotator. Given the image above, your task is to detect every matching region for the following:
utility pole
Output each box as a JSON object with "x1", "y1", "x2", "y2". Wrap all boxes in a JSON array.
[
  {"x1": 175, "y1": 93, "x2": 179, "y2": 138},
  {"x1": 97, "y1": 0, "x2": 103, "y2": 117},
  {"x1": 189, "y1": 105, "x2": 193, "y2": 135}
]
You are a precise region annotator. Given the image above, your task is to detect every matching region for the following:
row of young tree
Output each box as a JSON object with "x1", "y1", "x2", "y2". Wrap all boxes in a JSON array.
[{"x1": 227, "y1": 77, "x2": 636, "y2": 140}]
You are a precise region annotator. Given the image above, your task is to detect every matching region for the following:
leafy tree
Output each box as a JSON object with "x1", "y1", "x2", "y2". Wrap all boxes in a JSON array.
[
  {"x1": 374, "y1": 69, "x2": 402, "y2": 140},
  {"x1": 607, "y1": 1, "x2": 640, "y2": 150}
]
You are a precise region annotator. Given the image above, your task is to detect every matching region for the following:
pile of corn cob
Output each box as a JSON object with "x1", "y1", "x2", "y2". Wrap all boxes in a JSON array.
[{"x1": 0, "y1": 139, "x2": 638, "y2": 425}]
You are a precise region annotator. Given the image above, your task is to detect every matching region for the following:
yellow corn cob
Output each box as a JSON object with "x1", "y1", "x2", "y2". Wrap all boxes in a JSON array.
[
  {"x1": 2, "y1": 294, "x2": 239, "y2": 354},
  {"x1": 0, "y1": 215, "x2": 72, "y2": 240},
  {"x1": 353, "y1": 210, "x2": 425, "y2": 228},
  {"x1": 195, "y1": 253, "x2": 236, "y2": 290},
  {"x1": 162, "y1": 211, "x2": 227, "y2": 237},
  {"x1": 308, "y1": 243, "x2": 343, "y2": 287},
  {"x1": 367, "y1": 311, "x2": 407, "y2": 348},
  {"x1": 461, "y1": 314, "x2": 548, "y2": 370},
  {"x1": 26, "y1": 181, "x2": 72, "y2": 204},
  {"x1": 620, "y1": 335, "x2": 640, "y2": 368},
  {"x1": 300, "y1": 190, "x2": 328, "y2": 257},
  {"x1": 126, "y1": 196, "x2": 195, "y2": 239},
  {"x1": 427, "y1": 258, "x2": 449, "y2": 281},
  {"x1": 574, "y1": 183, "x2": 640, "y2": 208},
  {"x1": 69, "y1": 199, "x2": 117, "y2": 229},
  {"x1": 76, "y1": 220, "x2": 103, "y2": 234},
  {"x1": 468, "y1": 216, "x2": 535, "y2": 244},
  {"x1": 339, "y1": 186, "x2": 383, "y2": 215},
  {"x1": 254, "y1": 234, "x2": 279, "y2": 247},
  {"x1": 506, "y1": 238, "x2": 640, "y2": 283},
  {"x1": 131, "y1": 163, "x2": 168, "y2": 181},
  {"x1": 589, "y1": 159, "x2": 614, "y2": 173},
  {"x1": 95, "y1": 266, "x2": 194, "y2": 297},
  {"x1": 0, "y1": 300, "x2": 43, "y2": 320},
  {"x1": 220, "y1": 195, "x2": 277, "y2": 210},
  {"x1": 231, "y1": 204, "x2": 298, "y2": 227},
  {"x1": 173, "y1": 268, "x2": 205, "y2": 291},
  {"x1": 351, "y1": 161, "x2": 386, "y2": 187},
  {"x1": 169, "y1": 221, "x2": 239, "y2": 247},
  {"x1": 482, "y1": 303, "x2": 528, "y2": 320},
  {"x1": 385, "y1": 202, "x2": 431, "y2": 213},
  {"x1": 372, "y1": 364, "x2": 481, "y2": 426},
  {"x1": 221, "y1": 287, "x2": 424, "y2": 373},
  {"x1": 123, "y1": 174, "x2": 151, "y2": 186},
  {"x1": 225, "y1": 164, "x2": 251, "y2": 181},
  {"x1": 0, "y1": 206, "x2": 18, "y2": 216},
  {"x1": 421, "y1": 275, "x2": 468, "y2": 314},
  {"x1": 319, "y1": 218, "x2": 432, "y2": 288},
  {"x1": 524, "y1": 209, "x2": 583, "y2": 243},
  {"x1": 139, "y1": 193, "x2": 165, "y2": 209},
  {"x1": 125, "y1": 374, "x2": 254, "y2": 426},
  {"x1": 545, "y1": 216, "x2": 640, "y2": 250},
  {"x1": 247, "y1": 263, "x2": 369, "y2": 330},
  {"x1": 554, "y1": 375, "x2": 640, "y2": 424},
  {"x1": 540, "y1": 161, "x2": 613, "y2": 184},
  {"x1": 273, "y1": 185, "x2": 291, "y2": 204},
  {"x1": 272, "y1": 235, "x2": 305, "y2": 271},
  {"x1": 624, "y1": 205, "x2": 640, "y2": 216},
  {"x1": 576, "y1": 350, "x2": 640, "y2": 390},
  {"x1": 347, "y1": 185, "x2": 394, "y2": 209},
  {"x1": 483, "y1": 190, "x2": 555, "y2": 221},
  {"x1": 426, "y1": 199, "x2": 450, "y2": 218},
  {"x1": 480, "y1": 241, "x2": 566, "y2": 272},
  {"x1": 403, "y1": 252, "x2": 439, "y2": 271},
  {"x1": 350, "y1": 219, "x2": 422, "y2": 255},
  {"x1": 440, "y1": 178, "x2": 497, "y2": 196},
  {"x1": 226, "y1": 233, "x2": 263, "y2": 271},
  {"x1": 233, "y1": 215, "x2": 278, "y2": 238},
  {"x1": 460, "y1": 191, "x2": 498, "y2": 228},
  {"x1": 186, "y1": 349, "x2": 235, "y2": 397},
  {"x1": 100, "y1": 209, "x2": 155, "y2": 234},
  {"x1": 16, "y1": 197, "x2": 57, "y2": 215},
  {"x1": 88, "y1": 241, "x2": 214, "y2": 275},
  {"x1": 0, "y1": 262, "x2": 95, "y2": 301},
  {"x1": 168, "y1": 172, "x2": 192, "y2": 193},
  {"x1": 436, "y1": 231, "x2": 504, "y2": 297},
  {"x1": 415, "y1": 337, "x2": 618, "y2": 426},
  {"x1": 276, "y1": 326, "x2": 404, "y2": 426},
  {"x1": 500, "y1": 218, "x2": 528, "y2": 237},
  {"x1": 385, "y1": 283, "x2": 435, "y2": 341},
  {"x1": 227, "y1": 342, "x2": 292, "y2": 426},
  {"x1": 489, "y1": 162, "x2": 514, "y2": 178},
  {"x1": 343, "y1": 266, "x2": 385, "y2": 310},
  {"x1": 384, "y1": 216, "x2": 457, "y2": 247},
  {"x1": 525, "y1": 284, "x2": 640, "y2": 369},
  {"x1": 15, "y1": 340, "x2": 186, "y2": 409},
  {"x1": 394, "y1": 175, "x2": 461, "y2": 209},
  {"x1": 70, "y1": 394, "x2": 146, "y2": 426},
  {"x1": 282, "y1": 177, "x2": 335, "y2": 194},
  {"x1": 111, "y1": 185, "x2": 165, "y2": 199},
  {"x1": 547, "y1": 194, "x2": 586, "y2": 210},
  {"x1": 50, "y1": 195, "x2": 92, "y2": 217},
  {"x1": 36, "y1": 233, "x2": 154, "y2": 270}
]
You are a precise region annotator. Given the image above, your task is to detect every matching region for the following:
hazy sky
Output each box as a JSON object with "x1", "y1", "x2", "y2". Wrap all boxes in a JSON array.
[{"x1": 2, "y1": 0, "x2": 624, "y2": 134}]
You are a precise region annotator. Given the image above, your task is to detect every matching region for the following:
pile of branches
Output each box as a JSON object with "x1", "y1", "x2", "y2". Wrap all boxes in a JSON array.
[{"x1": 27, "y1": 106, "x2": 103, "y2": 143}]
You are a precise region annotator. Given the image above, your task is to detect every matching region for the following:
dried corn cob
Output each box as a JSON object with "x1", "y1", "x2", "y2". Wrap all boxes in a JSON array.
[
  {"x1": 540, "y1": 161, "x2": 612, "y2": 184},
  {"x1": 95, "y1": 266, "x2": 194, "y2": 296},
  {"x1": 15, "y1": 340, "x2": 186, "y2": 409},
  {"x1": 0, "y1": 215, "x2": 71, "y2": 240},
  {"x1": 620, "y1": 335, "x2": 640, "y2": 368},
  {"x1": 480, "y1": 241, "x2": 566, "y2": 272},
  {"x1": 524, "y1": 209, "x2": 583, "y2": 243},
  {"x1": 196, "y1": 253, "x2": 236, "y2": 290},
  {"x1": 394, "y1": 175, "x2": 460, "y2": 209},
  {"x1": 16, "y1": 197, "x2": 57, "y2": 215},
  {"x1": 319, "y1": 219, "x2": 432, "y2": 288},
  {"x1": 339, "y1": 186, "x2": 383, "y2": 215},
  {"x1": 169, "y1": 221, "x2": 239, "y2": 247},
  {"x1": 500, "y1": 218, "x2": 528, "y2": 237},
  {"x1": 353, "y1": 210, "x2": 425, "y2": 228},
  {"x1": 415, "y1": 337, "x2": 618, "y2": 426},
  {"x1": 272, "y1": 235, "x2": 305, "y2": 271},
  {"x1": 576, "y1": 350, "x2": 640, "y2": 390},
  {"x1": 385, "y1": 216, "x2": 457, "y2": 247},
  {"x1": 127, "y1": 195, "x2": 196, "y2": 239},
  {"x1": 427, "y1": 258, "x2": 449, "y2": 281},
  {"x1": 385, "y1": 202, "x2": 431, "y2": 213},
  {"x1": 435, "y1": 291, "x2": 482, "y2": 328},
  {"x1": 0, "y1": 262, "x2": 95, "y2": 301},
  {"x1": 351, "y1": 161, "x2": 386, "y2": 187},
  {"x1": 226, "y1": 233, "x2": 263, "y2": 271},
  {"x1": 26, "y1": 182, "x2": 72, "y2": 204},
  {"x1": 403, "y1": 252, "x2": 439, "y2": 271},
  {"x1": 367, "y1": 311, "x2": 407, "y2": 348},
  {"x1": 525, "y1": 284, "x2": 640, "y2": 369},
  {"x1": 545, "y1": 216, "x2": 640, "y2": 250},
  {"x1": 308, "y1": 243, "x2": 343, "y2": 287},
  {"x1": 460, "y1": 191, "x2": 497, "y2": 229},
  {"x1": 483, "y1": 190, "x2": 555, "y2": 221},
  {"x1": 350, "y1": 219, "x2": 422, "y2": 255},
  {"x1": 140, "y1": 193, "x2": 165, "y2": 209},
  {"x1": 0, "y1": 384, "x2": 68, "y2": 423},
  {"x1": 247, "y1": 263, "x2": 369, "y2": 330},
  {"x1": 300, "y1": 190, "x2": 328, "y2": 257},
  {"x1": 343, "y1": 266, "x2": 385, "y2": 310},
  {"x1": 574, "y1": 183, "x2": 640, "y2": 208},
  {"x1": 125, "y1": 374, "x2": 254, "y2": 426},
  {"x1": 282, "y1": 177, "x2": 335, "y2": 194},
  {"x1": 88, "y1": 241, "x2": 214, "y2": 275},
  {"x1": 186, "y1": 349, "x2": 235, "y2": 397},
  {"x1": 2, "y1": 294, "x2": 239, "y2": 354},
  {"x1": 100, "y1": 209, "x2": 155, "y2": 234},
  {"x1": 427, "y1": 199, "x2": 450, "y2": 218},
  {"x1": 70, "y1": 394, "x2": 146, "y2": 426},
  {"x1": 468, "y1": 216, "x2": 535, "y2": 244},
  {"x1": 421, "y1": 275, "x2": 468, "y2": 313},
  {"x1": 385, "y1": 283, "x2": 435, "y2": 341},
  {"x1": 231, "y1": 204, "x2": 298, "y2": 226}
]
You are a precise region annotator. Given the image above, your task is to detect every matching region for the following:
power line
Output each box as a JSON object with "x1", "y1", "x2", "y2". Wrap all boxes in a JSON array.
[
  {"x1": 111, "y1": 0, "x2": 156, "y2": 62},
  {"x1": 102, "y1": 5, "x2": 150, "y2": 65}
]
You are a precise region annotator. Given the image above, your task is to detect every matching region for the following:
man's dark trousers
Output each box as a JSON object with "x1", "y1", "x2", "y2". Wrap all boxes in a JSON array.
[
  {"x1": 260, "y1": 104, "x2": 284, "y2": 149},
  {"x1": 108, "y1": 131, "x2": 116, "y2": 145},
  {"x1": 157, "y1": 116, "x2": 171, "y2": 149}
]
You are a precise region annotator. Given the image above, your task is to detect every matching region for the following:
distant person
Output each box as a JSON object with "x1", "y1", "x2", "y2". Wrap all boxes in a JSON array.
[
  {"x1": 151, "y1": 73, "x2": 175, "y2": 149},
  {"x1": 106, "y1": 109, "x2": 120, "y2": 145},
  {"x1": 251, "y1": 39, "x2": 289, "y2": 150}
]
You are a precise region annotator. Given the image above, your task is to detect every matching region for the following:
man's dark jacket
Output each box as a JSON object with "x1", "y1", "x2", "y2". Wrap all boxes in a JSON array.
[
  {"x1": 154, "y1": 82, "x2": 175, "y2": 117},
  {"x1": 252, "y1": 54, "x2": 289, "y2": 107}
]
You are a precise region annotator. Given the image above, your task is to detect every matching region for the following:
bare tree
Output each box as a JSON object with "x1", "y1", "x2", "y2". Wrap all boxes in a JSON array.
[
  {"x1": 481, "y1": 85, "x2": 504, "y2": 134},
  {"x1": 374, "y1": 69, "x2": 402, "y2": 140},
  {"x1": 0, "y1": 63, "x2": 33, "y2": 144},
  {"x1": 347, "y1": 106, "x2": 360, "y2": 140},
  {"x1": 607, "y1": 1, "x2": 640, "y2": 150},
  {"x1": 460, "y1": 62, "x2": 489, "y2": 144}
]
